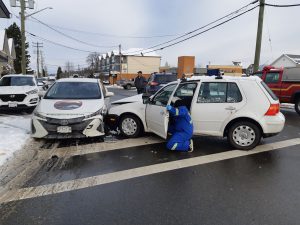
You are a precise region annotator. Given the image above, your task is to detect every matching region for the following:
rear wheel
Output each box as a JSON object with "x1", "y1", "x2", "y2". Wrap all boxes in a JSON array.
[
  {"x1": 119, "y1": 115, "x2": 142, "y2": 138},
  {"x1": 295, "y1": 97, "x2": 300, "y2": 115},
  {"x1": 228, "y1": 121, "x2": 261, "y2": 150},
  {"x1": 126, "y1": 84, "x2": 132, "y2": 90}
]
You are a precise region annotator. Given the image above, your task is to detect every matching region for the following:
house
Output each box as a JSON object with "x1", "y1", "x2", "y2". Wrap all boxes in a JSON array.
[
  {"x1": 99, "y1": 48, "x2": 161, "y2": 84},
  {"x1": 0, "y1": 30, "x2": 16, "y2": 75},
  {"x1": 271, "y1": 54, "x2": 300, "y2": 68}
]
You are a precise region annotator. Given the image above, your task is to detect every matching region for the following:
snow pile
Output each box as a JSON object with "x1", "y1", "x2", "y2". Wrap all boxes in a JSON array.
[{"x1": 0, "y1": 114, "x2": 31, "y2": 166}]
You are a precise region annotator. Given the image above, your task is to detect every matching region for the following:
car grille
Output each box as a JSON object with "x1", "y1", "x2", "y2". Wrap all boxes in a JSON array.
[
  {"x1": 45, "y1": 116, "x2": 85, "y2": 125},
  {"x1": 0, "y1": 94, "x2": 26, "y2": 102}
]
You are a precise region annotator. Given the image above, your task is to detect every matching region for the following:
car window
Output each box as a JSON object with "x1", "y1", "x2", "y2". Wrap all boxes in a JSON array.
[
  {"x1": 197, "y1": 82, "x2": 242, "y2": 103},
  {"x1": 151, "y1": 84, "x2": 177, "y2": 106},
  {"x1": 0, "y1": 77, "x2": 35, "y2": 86},
  {"x1": 227, "y1": 83, "x2": 242, "y2": 103},
  {"x1": 197, "y1": 82, "x2": 227, "y2": 103},
  {"x1": 265, "y1": 73, "x2": 280, "y2": 84},
  {"x1": 44, "y1": 82, "x2": 101, "y2": 99},
  {"x1": 174, "y1": 83, "x2": 197, "y2": 98}
]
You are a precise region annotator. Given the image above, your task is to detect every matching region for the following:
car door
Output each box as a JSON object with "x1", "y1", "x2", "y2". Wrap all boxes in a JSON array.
[
  {"x1": 145, "y1": 83, "x2": 177, "y2": 139},
  {"x1": 191, "y1": 81, "x2": 246, "y2": 136},
  {"x1": 264, "y1": 72, "x2": 282, "y2": 97}
]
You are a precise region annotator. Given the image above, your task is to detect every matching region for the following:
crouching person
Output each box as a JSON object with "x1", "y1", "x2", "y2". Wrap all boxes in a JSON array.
[{"x1": 166, "y1": 97, "x2": 194, "y2": 152}]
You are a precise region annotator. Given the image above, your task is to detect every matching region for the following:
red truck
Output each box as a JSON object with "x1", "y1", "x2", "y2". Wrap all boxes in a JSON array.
[{"x1": 254, "y1": 66, "x2": 300, "y2": 115}]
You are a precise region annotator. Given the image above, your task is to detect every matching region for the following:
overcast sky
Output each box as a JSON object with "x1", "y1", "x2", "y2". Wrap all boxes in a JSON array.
[{"x1": 1, "y1": 0, "x2": 300, "y2": 73}]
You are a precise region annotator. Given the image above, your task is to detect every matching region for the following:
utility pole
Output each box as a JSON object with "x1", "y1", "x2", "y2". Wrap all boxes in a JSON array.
[
  {"x1": 20, "y1": 0, "x2": 26, "y2": 74},
  {"x1": 253, "y1": 0, "x2": 265, "y2": 72},
  {"x1": 32, "y1": 42, "x2": 43, "y2": 77},
  {"x1": 119, "y1": 44, "x2": 122, "y2": 80}
]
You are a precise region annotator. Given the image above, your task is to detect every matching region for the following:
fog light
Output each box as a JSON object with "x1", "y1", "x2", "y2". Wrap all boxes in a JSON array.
[{"x1": 30, "y1": 98, "x2": 38, "y2": 103}]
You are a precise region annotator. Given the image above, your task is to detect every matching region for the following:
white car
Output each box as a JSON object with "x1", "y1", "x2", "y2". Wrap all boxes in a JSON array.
[
  {"x1": 0, "y1": 74, "x2": 39, "y2": 112},
  {"x1": 107, "y1": 76, "x2": 285, "y2": 150},
  {"x1": 32, "y1": 78, "x2": 114, "y2": 139}
]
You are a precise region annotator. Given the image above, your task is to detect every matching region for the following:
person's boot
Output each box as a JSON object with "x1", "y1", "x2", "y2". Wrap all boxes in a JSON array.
[{"x1": 188, "y1": 139, "x2": 194, "y2": 153}]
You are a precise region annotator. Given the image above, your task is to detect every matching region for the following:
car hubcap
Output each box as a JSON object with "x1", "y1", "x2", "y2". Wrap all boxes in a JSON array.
[
  {"x1": 233, "y1": 125, "x2": 256, "y2": 147},
  {"x1": 122, "y1": 118, "x2": 137, "y2": 136}
]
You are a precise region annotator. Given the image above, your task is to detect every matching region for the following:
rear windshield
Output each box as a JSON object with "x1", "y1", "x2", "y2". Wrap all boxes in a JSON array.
[
  {"x1": 0, "y1": 76, "x2": 35, "y2": 86},
  {"x1": 154, "y1": 74, "x2": 177, "y2": 84},
  {"x1": 44, "y1": 82, "x2": 101, "y2": 99},
  {"x1": 261, "y1": 81, "x2": 278, "y2": 101}
]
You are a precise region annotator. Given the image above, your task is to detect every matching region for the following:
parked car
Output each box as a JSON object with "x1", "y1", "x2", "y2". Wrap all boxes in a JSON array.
[
  {"x1": 0, "y1": 74, "x2": 39, "y2": 112},
  {"x1": 107, "y1": 76, "x2": 285, "y2": 150},
  {"x1": 253, "y1": 66, "x2": 300, "y2": 115},
  {"x1": 146, "y1": 73, "x2": 177, "y2": 94},
  {"x1": 117, "y1": 79, "x2": 135, "y2": 89},
  {"x1": 32, "y1": 78, "x2": 114, "y2": 139}
]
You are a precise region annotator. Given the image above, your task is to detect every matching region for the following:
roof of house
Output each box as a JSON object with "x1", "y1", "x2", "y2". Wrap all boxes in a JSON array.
[
  {"x1": 271, "y1": 54, "x2": 300, "y2": 66},
  {"x1": 0, "y1": 0, "x2": 10, "y2": 18}
]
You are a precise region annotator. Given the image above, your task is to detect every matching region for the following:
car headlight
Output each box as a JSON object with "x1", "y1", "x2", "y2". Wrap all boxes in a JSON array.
[
  {"x1": 34, "y1": 111, "x2": 47, "y2": 120},
  {"x1": 26, "y1": 89, "x2": 38, "y2": 95},
  {"x1": 85, "y1": 108, "x2": 107, "y2": 119}
]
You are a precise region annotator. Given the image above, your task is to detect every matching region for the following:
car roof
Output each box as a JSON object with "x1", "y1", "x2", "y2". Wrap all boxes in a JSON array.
[
  {"x1": 1, "y1": 74, "x2": 35, "y2": 78},
  {"x1": 55, "y1": 78, "x2": 99, "y2": 83}
]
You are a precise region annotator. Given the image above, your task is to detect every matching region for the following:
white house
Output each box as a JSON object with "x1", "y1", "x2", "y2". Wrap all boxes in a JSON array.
[{"x1": 271, "y1": 54, "x2": 300, "y2": 68}]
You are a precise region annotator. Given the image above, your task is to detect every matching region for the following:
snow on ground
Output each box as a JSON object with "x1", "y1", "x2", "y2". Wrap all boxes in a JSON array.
[{"x1": 0, "y1": 114, "x2": 31, "y2": 167}]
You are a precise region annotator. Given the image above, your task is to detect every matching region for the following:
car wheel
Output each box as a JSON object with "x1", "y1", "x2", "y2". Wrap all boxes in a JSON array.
[
  {"x1": 295, "y1": 97, "x2": 300, "y2": 116},
  {"x1": 123, "y1": 86, "x2": 127, "y2": 90},
  {"x1": 126, "y1": 84, "x2": 132, "y2": 90},
  {"x1": 228, "y1": 121, "x2": 261, "y2": 150},
  {"x1": 119, "y1": 115, "x2": 142, "y2": 138}
]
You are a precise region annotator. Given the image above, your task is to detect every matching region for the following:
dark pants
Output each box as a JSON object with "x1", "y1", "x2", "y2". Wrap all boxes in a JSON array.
[{"x1": 137, "y1": 88, "x2": 144, "y2": 94}]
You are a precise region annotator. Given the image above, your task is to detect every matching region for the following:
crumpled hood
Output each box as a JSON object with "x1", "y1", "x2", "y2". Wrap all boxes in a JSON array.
[
  {"x1": 36, "y1": 99, "x2": 104, "y2": 119},
  {"x1": 0, "y1": 86, "x2": 37, "y2": 94},
  {"x1": 112, "y1": 94, "x2": 143, "y2": 105}
]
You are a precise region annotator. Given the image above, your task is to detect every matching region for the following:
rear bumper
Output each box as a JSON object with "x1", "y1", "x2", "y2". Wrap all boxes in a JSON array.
[{"x1": 260, "y1": 112, "x2": 285, "y2": 137}]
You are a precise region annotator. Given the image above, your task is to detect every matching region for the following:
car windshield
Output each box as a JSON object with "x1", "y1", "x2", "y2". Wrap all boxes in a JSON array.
[
  {"x1": 0, "y1": 76, "x2": 35, "y2": 86},
  {"x1": 44, "y1": 82, "x2": 102, "y2": 99},
  {"x1": 153, "y1": 74, "x2": 177, "y2": 84}
]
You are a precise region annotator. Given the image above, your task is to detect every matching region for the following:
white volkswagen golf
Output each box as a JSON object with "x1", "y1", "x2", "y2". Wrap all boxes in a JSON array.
[
  {"x1": 32, "y1": 78, "x2": 113, "y2": 139},
  {"x1": 107, "y1": 76, "x2": 285, "y2": 150}
]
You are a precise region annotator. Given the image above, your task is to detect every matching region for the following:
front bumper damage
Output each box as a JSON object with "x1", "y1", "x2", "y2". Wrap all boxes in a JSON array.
[{"x1": 31, "y1": 115, "x2": 105, "y2": 139}]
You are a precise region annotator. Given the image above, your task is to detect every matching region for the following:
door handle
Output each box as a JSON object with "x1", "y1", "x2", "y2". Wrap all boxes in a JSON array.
[{"x1": 225, "y1": 106, "x2": 236, "y2": 110}]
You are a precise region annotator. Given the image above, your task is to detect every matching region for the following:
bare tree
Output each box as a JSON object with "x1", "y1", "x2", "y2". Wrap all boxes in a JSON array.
[{"x1": 86, "y1": 52, "x2": 101, "y2": 73}]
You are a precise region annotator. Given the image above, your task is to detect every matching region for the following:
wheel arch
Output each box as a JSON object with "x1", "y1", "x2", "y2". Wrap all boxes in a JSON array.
[
  {"x1": 223, "y1": 117, "x2": 264, "y2": 137},
  {"x1": 291, "y1": 91, "x2": 300, "y2": 103}
]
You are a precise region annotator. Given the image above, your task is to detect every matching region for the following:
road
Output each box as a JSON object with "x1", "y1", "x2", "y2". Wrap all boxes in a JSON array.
[{"x1": 0, "y1": 87, "x2": 300, "y2": 225}]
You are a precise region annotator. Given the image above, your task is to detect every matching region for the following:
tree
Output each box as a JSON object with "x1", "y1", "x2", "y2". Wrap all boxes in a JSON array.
[
  {"x1": 86, "y1": 52, "x2": 100, "y2": 73},
  {"x1": 6, "y1": 22, "x2": 31, "y2": 74},
  {"x1": 56, "y1": 66, "x2": 63, "y2": 80}
]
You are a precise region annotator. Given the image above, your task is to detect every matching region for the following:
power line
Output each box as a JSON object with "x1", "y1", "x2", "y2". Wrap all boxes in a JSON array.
[
  {"x1": 140, "y1": 5, "x2": 259, "y2": 55},
  {"x1": 29, "y1": 16, "x2": 119, "y2": 48},
  {"x1": 125, "y1": 0, "x2": 260, "y2": 55},
  {"x1": 264, "y1": 3, "x2": 300, "y2": 7},
  {"x1": 27, "y1": 31, "x2": 103, "y2": 53}
]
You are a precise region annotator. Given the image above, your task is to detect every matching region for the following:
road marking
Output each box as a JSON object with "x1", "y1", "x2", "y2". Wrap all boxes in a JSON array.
[
  {"x1": 1, "y1": 138, "x2": 300, "y2": 204},
  {"x1": 53, "y1": 136, "x2": 164, "y2": 158}
]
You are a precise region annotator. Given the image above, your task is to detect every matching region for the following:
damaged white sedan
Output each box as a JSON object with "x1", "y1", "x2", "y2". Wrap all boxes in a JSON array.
[{"x1": 32, "y1": 78, "x2": 113, "y2": 139}]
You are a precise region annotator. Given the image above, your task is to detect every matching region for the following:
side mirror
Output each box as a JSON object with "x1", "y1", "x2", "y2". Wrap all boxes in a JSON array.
[
  {"x1": 105, "y1": 91, "x2": 114, "y2": 98},
  {"x1": 142, "y1": 93, "x2": 151, "y2": 104}
]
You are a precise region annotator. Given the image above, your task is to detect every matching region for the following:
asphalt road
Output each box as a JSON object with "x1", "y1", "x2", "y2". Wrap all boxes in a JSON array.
[{"x1": 0, "y1": 88, "x2": 300, "y2": 225}]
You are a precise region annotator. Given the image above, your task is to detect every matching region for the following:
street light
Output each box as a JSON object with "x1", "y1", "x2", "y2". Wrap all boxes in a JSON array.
[{"x1": 11, "y1": 0, "x2": 53, "y2": 74}]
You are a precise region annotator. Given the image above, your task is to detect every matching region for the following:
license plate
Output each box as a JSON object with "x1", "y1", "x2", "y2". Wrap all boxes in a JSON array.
[
  {"x1": 8, "y1": 103, "x2": 18, "y2": 108},
  {"x1": 57, "y1": 126, "x2": 72, "y2": 133}
]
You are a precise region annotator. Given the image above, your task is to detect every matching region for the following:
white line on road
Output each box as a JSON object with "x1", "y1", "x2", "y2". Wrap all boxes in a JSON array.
[
  {"x1": 1, "y1": 138, "x2": 300, "y2": 204},
  {"x1": 54, "y1": 136, "x2": 164, "y2": 158}
]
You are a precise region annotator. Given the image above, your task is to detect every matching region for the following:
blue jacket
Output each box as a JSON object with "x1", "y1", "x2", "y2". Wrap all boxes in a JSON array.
[{"x1": 168, "y1": 106, "x2": 193, "y2": 138}]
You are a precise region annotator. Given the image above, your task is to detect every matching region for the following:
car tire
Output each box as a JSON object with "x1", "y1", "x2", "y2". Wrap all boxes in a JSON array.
[
  {"x1": 228, "y1": 121, "x2": 261, "y2": 150},
  {"x1": 126, "y1": 84, "x2": 132, "y2": 90},
  {"x1": 123, "y1": 86, "x2": 127, "y2": 90},
  {"x1": 119, "y1": 115, "x2": 142, "y2": 138},
  {"x1": 295, "y1": 97, "x2": 300, "y2": 116}
]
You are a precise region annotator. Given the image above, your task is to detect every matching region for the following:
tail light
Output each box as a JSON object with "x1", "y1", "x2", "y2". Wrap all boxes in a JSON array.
[
  {"x1": 149, "y1": 81, "x2": 159, "y2": 86},
  {"x1": 265, "y1": 103, "x2": 280, "y2": 116}
]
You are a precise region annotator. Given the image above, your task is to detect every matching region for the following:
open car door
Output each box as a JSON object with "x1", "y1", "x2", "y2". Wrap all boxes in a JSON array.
[{"x1": 145, "y1": 83, "x2": 177, "y2": 139}]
